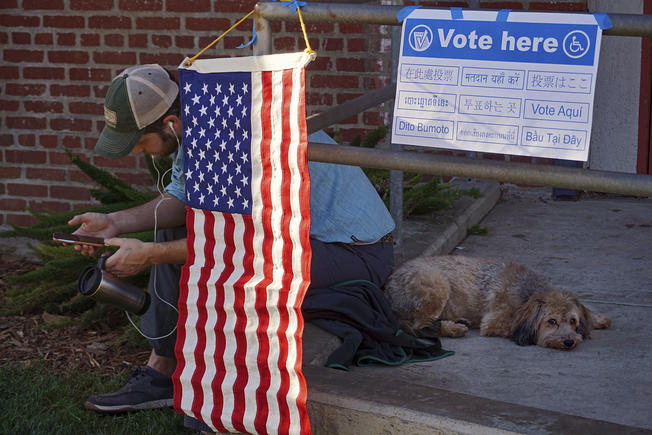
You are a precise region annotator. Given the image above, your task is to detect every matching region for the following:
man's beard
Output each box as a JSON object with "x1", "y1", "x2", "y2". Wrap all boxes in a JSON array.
[{"x1": 158, "y1": 129, "x2": 180, "y2": 157}]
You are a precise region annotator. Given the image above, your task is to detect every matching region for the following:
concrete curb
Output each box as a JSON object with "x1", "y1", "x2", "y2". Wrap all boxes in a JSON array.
[
  {"x1": 304, "y1": 363, "x2": 649, "y2": 435},
  {"x1": 422, "y1": 180, "x2": 501, "y2": 256}
]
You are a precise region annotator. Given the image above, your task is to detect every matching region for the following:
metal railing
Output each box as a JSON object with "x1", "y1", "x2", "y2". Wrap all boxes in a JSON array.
[{"x1": 251, "y1": 2, "x2": 652, "y2": 201}]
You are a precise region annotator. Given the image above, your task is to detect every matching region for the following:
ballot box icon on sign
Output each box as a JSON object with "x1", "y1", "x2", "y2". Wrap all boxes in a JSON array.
[{"x1": 409, "y1": 25, "x2": 433, "y2": 52}]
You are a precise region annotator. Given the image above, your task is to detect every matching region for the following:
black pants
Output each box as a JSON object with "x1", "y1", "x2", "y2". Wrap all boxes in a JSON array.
[
  {"x1": 139, "y1": 227, "x2": 187, "y2": 358},
  {"x1": 310, "y1": 238, "x2": 394, "y2": 290}
]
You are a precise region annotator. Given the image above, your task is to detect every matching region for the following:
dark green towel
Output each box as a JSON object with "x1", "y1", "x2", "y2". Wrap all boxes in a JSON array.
[{"x1": 302, "y1": 279, "x2": 453, "y2": 370}]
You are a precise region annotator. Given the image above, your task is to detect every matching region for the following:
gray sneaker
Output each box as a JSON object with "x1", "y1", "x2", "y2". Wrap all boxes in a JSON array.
[{"x1": 84, "y1": 366, "x2": 173, "y2": 414}]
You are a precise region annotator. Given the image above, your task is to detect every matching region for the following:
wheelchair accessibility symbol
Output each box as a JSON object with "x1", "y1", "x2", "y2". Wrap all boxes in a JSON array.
[
  {"x1": 408, "y1": 25, "x2": 433, "y2": 52},
  {"x1": 562, "y1": 30, "x2": 590, "y2": 59}
]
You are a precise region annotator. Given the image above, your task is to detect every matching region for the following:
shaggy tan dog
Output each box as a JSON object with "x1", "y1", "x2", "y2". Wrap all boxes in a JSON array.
[{"x1": 384, "y1": 256, "x2": 611, "y2": 350}]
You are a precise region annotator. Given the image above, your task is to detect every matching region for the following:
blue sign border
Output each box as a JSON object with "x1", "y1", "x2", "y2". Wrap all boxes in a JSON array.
[{"x1": 402, "y1": 18, "x2": 599, "y2": 66}]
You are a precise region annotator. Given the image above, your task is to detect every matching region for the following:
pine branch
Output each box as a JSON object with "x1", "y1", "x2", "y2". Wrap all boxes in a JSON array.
[
  {"x1": 114, "y1": 184, "x2": 153, "y2": 203},
  {"x1": 57, "y1": 294, "x2": 96, "y2": 315},
  {"x1": 0, "y1": 224, "x2": 74, "y2": 241},
  {"x1": 2, "y1": 282, "x2": 78, "y2": 315},
  {"x1": 361, "y1": 125, "x2": 389, "y2": 148},
  {"x1": 6, "y1": 255, "x2": 95, "y2": 284},
  {"x1": 0, "y1": 200, "x2": 148, "y2": 239},
  {"x1": 64, "y1": 148, "x2": 131, "y2": 192},
  {"x1": 64, "y1": 148, "x2": 153, "y2": 203}
]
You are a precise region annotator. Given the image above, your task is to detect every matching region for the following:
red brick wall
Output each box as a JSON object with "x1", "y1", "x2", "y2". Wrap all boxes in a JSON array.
[{"x1": 0, "y1": 0, "x2": 586, "y2": 227}]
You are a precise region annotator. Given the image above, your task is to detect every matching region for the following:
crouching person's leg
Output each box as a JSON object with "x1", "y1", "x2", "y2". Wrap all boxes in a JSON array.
[
  {"x1": 309, "y1": 237, "x2": 395, "y2": 290},
  {"x1": 85, "y1": 227, "x2": 186, "y2": 414}
]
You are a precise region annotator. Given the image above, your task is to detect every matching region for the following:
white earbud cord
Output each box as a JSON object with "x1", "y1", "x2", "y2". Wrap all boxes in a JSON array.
[{"x1": 126, "y1": 123, "x2": 179, "y2": 340}]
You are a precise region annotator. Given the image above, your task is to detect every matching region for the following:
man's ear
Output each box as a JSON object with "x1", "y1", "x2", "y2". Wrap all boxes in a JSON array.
[{"x1": 162, "y1": 115, "x2": 180, "y2": 133}]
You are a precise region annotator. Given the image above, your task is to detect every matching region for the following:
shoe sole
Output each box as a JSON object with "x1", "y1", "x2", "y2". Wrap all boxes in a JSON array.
[{"x1": 84, "y1": 398, "x2": 174, "y2": 414}]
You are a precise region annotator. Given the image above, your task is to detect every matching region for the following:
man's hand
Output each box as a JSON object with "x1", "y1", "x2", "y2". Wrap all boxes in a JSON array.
[
  {"x1": 103, "y1": 237, "x2": 188, "y2": 277},
  {"x1": 67, "y1": 195, "x2": 186, "y2": 258},
  {"x1": 68, "y1": 213, "x2": 119, "y2": 256},
  {"x1": 104, "y1": 238, "x2": 152, "y2": 277}
]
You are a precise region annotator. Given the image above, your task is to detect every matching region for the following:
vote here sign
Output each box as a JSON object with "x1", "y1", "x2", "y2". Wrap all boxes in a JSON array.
[{"x1": 392, "y1": 9, "x2": 604, "y2": 161}]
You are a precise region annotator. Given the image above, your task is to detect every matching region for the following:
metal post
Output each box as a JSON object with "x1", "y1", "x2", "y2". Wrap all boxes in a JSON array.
[
  {"x1": 389, "y1": 25, "x2": 403, "y2": 254},
  {"x1": 256, "y1": 2, "x2": 652, "y2": 37},
  {"x1": 605, "y1": 13, "x2": 652, "y2": 37},
  {"x1": 307, "y1": 142, "x2": 652, "y2": 197},
  {"x1": 256, "y1": 2, "x2": 405, "y2": 25},
  {"x1": 306, "y1": 84, "x2": 395, "y2": 134},
  {"x1": 253, "y1": 4, "x2": 273, "y2": 55}
]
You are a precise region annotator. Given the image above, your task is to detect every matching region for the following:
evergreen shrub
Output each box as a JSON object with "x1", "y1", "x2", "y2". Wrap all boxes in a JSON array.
[{"x1": 1, "y1": 151, "x2": 170, "y2": 317}]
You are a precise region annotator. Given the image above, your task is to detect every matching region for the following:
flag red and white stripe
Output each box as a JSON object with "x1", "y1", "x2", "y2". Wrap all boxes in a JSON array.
[{"x1": 173, "y1": 52, "x2": 314, "y2": 434}]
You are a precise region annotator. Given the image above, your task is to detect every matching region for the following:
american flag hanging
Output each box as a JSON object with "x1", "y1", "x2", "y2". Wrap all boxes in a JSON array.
[{"x1": 173, "y1": 52, "x2": 315, "y2": 435}]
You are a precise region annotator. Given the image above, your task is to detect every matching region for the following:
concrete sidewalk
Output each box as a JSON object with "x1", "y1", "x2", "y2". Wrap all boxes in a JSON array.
[{"x1": 303, "y1": 183, "x2": 652, "y2": 434}]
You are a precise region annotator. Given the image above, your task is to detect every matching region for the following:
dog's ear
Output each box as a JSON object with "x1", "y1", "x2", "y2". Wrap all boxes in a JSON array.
[
  {"x1": 577, "y1": 303, "x2": 593, "y2": 339},
  {"x1": 511, "y1": 295, "x2": 543, "y2": 346}
]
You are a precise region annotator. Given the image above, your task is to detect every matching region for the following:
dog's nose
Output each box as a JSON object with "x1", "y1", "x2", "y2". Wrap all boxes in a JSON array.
[{"x1": 563, "y1": 339, "x2": 575, "y2": 348}]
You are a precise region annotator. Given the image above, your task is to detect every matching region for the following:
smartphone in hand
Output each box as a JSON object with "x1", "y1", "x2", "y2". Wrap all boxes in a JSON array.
[{"x1": 52, "y1": 232, "x2": 106, "y2": 247}]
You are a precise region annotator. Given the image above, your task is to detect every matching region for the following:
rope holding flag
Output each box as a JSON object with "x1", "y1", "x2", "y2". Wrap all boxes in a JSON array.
[
  {"x1": 277, "y1": 0, "x2": 316, "y2": 55},
  {"x1": 174, "y1": 51, "x2": 315, "y2": 434},
  {"x1": 187, "y1": 3, "x2": 316, "y2": 65},
  {"x1": 186, "y1": 9, "x2": 255, "y2": 66}
]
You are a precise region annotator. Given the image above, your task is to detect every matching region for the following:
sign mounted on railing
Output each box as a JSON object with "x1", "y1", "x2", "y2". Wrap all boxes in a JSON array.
[{"x1": 392, "y1": 9, "x2": 606, "y2": 161}]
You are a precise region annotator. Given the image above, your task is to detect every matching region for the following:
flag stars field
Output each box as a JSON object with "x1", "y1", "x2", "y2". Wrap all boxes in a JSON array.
[{"x1": 180, "y1": 72, "x2": 253, "y2": 214}]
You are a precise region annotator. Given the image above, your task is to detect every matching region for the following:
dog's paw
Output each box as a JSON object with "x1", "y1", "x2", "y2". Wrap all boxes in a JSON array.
[
  {"x1": 592, "y1": 313, "x2": 612, "y2": 329},
  {"x1": 454, "y1": 318, "x2": 472, "y2": 328},
  {"x1": 440, "y1": 320, "x2": 469, "y2": 338}
]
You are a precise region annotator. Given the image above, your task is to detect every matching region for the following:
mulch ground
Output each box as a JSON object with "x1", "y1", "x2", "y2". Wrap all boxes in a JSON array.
[{"x1": 0, "y1": 253, "x2": 149, "y2": 376}]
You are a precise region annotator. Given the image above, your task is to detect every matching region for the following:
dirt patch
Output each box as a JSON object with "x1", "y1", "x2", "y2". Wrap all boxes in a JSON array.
[{"x1": 0, "y1": 253, "x2": 149, "y2": 376}]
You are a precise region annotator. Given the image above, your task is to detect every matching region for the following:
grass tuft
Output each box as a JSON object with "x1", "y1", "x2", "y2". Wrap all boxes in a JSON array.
[{"x1": 468, "y1": 225, "x2": 489, "y2": 236}]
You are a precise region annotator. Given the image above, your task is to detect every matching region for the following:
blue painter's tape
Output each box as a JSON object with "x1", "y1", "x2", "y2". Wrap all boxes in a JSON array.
[
  {"x1": 451, "y1": 7, "x2": 463, "y2": 20},
  {"x1": 397, "y1": 6, "x2": 420, "y2": 23},
  {"x1": 593, "y1": 12, "x2": 613, "y2": 30},
  {"x1": 280, "y1": 0, "x2": 307, "y2": 13},
  {"x1": 237, "y1": 21, "x2": 256, "y2": 49},
  {"x1": 496, "y1": 9, "x2": 510, "y2": 22}
]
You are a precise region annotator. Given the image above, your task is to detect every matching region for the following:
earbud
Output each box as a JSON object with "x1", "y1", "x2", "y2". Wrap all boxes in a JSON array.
[{"x1": 168, "y1": 120, "x2": 181, "y2": 148}]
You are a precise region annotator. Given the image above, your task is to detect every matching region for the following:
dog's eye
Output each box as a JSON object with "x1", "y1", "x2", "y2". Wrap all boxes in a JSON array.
[
  {"x1": 547, "y1": 319, "x2": 558, "y2": 326},
  {"x1": 570, "y1": 318, "x2": 576, "y2": 325}
]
